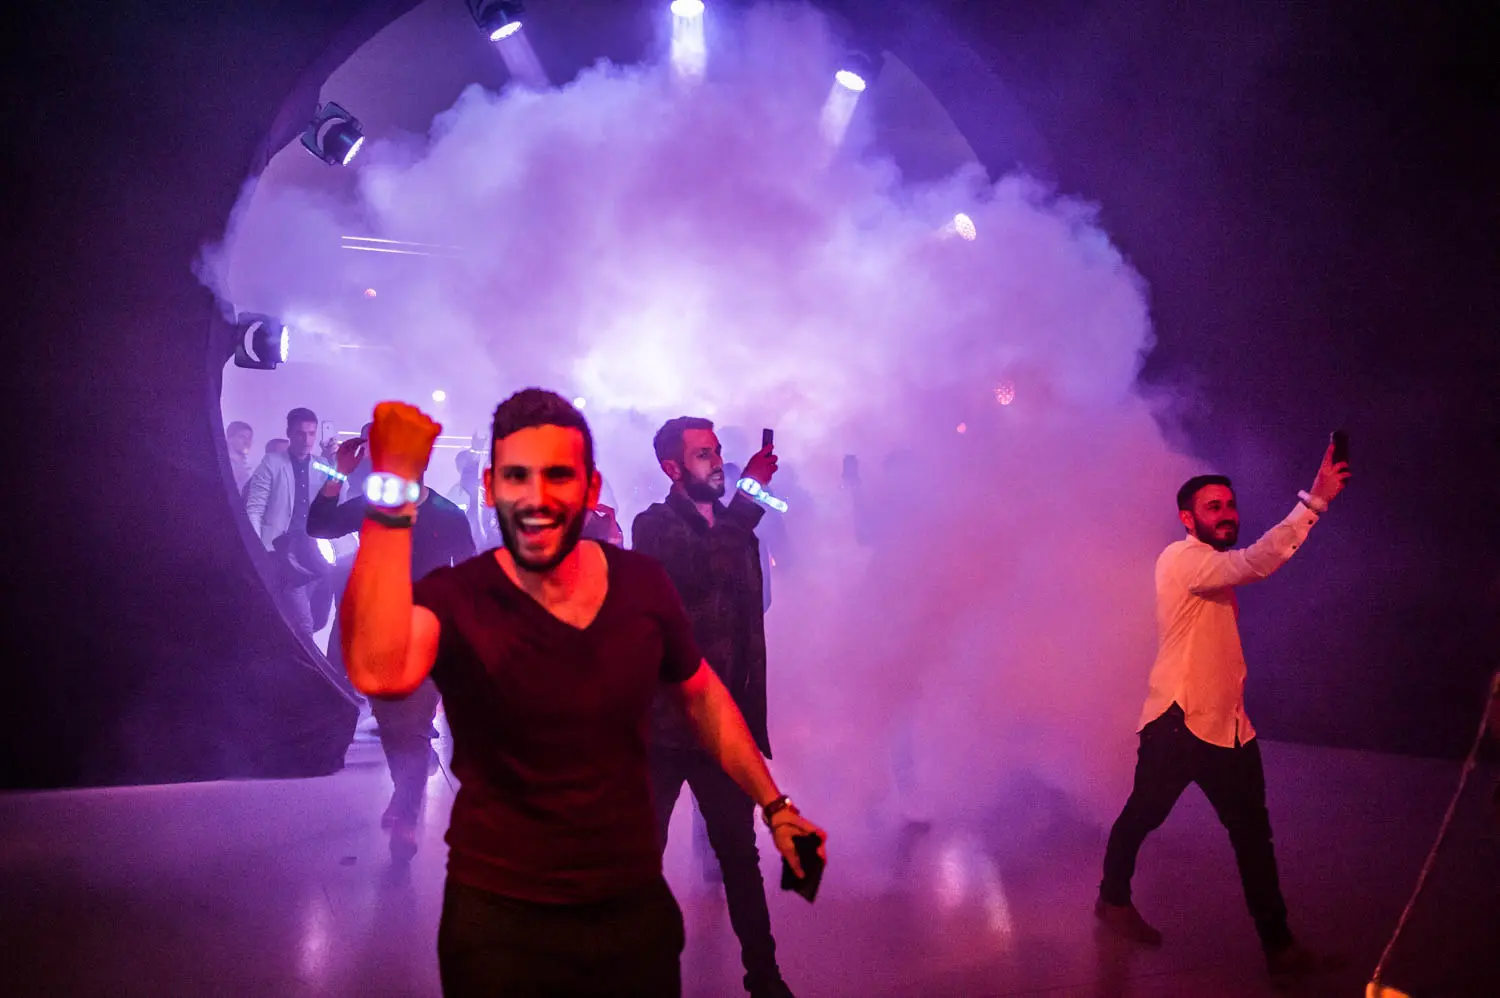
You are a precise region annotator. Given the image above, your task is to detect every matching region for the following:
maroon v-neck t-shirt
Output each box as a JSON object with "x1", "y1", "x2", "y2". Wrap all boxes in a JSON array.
[{"x1": 413, "y1": 542, "x2": 703, "y2": 904}]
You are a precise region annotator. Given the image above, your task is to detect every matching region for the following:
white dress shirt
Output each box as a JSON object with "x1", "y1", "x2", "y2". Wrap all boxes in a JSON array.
[{"x1": 1137, "y1": 502, "x2": 1322, "y2": 748}]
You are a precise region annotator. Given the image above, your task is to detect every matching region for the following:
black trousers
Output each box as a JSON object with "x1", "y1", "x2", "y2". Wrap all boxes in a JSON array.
[
  {"x1": 1100, "y1": 704, "x2": 1293, "y2": 952},
  {"x1": 369, "y1": 677, "x2": 439, "y2": 823},
  {"x1": 437, "y1": 878, "x2": 684, "y2": 998},
  {"x1": 650, "y1": 746, "x2": 780, "y2": 991}
]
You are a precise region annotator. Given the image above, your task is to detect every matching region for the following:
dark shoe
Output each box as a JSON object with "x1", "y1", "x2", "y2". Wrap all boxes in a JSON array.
[
  {"x1": 1266, "y1": 942, "x2": 1347, "y2": 989},
  {"x1": 389, "y1": 818, "x2": 418, "y2": 864},
  {"x1": 1094, "y1": 898, "x2": 1163, "y2": 947},
  {"x1": 745, "y1": 975, "x2": 794, "y2": 998}
]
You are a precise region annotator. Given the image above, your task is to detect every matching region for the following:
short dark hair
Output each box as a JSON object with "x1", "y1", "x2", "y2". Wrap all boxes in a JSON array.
[
  {"x1": 225, "y1": 420, "x2": 252, "y2": 437},
  {"x1": 491, "y1": 388, "x2": 595, "y2": 476},
  {"x1": 653, "y1": 416, "x2": 715, "y2": 465},
  {"x1": 1177, "y1": 474, "x2": 1233, "y2": 511},
  {"x1": 286, "y1": 407, "x2": 317, "y2": 430}
]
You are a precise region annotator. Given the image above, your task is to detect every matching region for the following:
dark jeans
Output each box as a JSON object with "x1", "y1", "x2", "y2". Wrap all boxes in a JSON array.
[
  {"x1": 277, "y1": 576, "x2": 333, "y2": 639},
  {"x1": 1101, "y1": 704, "x2": 1293, "y2": 952},
  {"x1": 650, "y1": 746, "x2": 780, "y2": 990},
  {"x1": 438, "y1": 878, "x2": 684, "y2": 998},
  {"x1": 692, "y1": 802, "x2": 722, "y2": 883},
  {"x1": 369, "y1": 678, "x2": 439, "y2": 823}
]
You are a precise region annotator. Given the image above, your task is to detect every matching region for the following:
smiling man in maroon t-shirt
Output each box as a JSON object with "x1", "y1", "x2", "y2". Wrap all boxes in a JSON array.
[{"x1": 339, "y1": 389, "x2": 826, "y2": 998}]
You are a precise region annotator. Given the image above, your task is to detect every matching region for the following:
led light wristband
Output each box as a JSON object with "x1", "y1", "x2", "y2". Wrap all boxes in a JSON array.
[
  {"x1": 313, "y1": 461, "x2": 348, "y2": 483},
  {"x1": 736, "y1": 477, "x2": 789, "y2": 513},
  {"x1": 365, "y1": 472, "x2": 421, "y2": 508}
]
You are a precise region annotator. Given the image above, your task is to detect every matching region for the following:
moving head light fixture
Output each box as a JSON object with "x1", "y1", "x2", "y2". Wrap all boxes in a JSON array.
[
  {"x1": 837, "y1": 46, "x2": 884, "y2": 92},
  {"x1": 300, "y1": 102, "x2": 366, "y2": 166},
  {"x1": 469, "y1": 0, "x2": 525, "y2": 41},
  {"x1": 232, "y1": 313, "x2": 289, "y2": 370}
]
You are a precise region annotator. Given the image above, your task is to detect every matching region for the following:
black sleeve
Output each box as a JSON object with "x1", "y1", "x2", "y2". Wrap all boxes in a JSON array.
[
  {"x1": 632, "y1": 510, "x2": 695, "y2": 587},
  {"x1": 629, "y1": 510, "x2": 659, "y2": 555},
  {"x1": 722, "y1": 491, "x2": 766, "y2": 532},
  {"x1": 641, "y1": 557, "x2": 702, "y2": 684},
  {"x1": 445, "y1": 508, "x2": 478, "y2": 565},
  {"x1": 307, "y1": 493, "x2": 367, "y2": 539}
]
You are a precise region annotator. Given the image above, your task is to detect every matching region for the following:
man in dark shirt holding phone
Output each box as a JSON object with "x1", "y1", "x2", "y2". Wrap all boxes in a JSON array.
[
  {"x1": 633, "y1": 417, "x2": 800, "y2": 998},
  {"x1": 339, "y1": 390, "x2": 825, "y2": 998},
  {"x1": 309, "y1": 434, "x2": 475, "y2": 861}
]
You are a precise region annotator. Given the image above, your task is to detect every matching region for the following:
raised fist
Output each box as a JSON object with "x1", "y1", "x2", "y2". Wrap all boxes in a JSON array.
[{"x1": 369, "y1": 402, "x2": 441, "y2": 483}]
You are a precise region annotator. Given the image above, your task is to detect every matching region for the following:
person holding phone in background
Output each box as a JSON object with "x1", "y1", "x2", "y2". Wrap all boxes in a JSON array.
[
  {"x1": 633, "y1": 418, "x2": 804, "y2": 998},
  {"x1": 1096, "y1": 437, "x2": 1352, "y2": 987}
]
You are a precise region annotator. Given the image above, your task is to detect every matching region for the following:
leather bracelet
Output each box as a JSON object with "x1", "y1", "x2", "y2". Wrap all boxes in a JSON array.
[
  {"x1": 761, "y1": 794, "x2": 795, "y2": 828},
  {"x1": 364, "y1": 507, "x2": 415, "y2": 529}
]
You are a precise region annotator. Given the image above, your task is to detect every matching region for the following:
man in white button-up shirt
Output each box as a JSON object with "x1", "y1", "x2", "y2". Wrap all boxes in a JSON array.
[{"x1": 1096, "y1": 441, "x2": 1350, "y2": 987}]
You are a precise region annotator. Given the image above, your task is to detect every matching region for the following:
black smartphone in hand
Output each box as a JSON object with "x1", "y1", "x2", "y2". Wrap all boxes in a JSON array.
[
  {"x1": 779, "y1": 833, "x2": 825, "y2": 903},
  {"x1": 762, "y1": 427, "x2": 774, "y2": 450},
  {"x1": 1331, "y1": 430, "x2": 1350, "y2": 468}
]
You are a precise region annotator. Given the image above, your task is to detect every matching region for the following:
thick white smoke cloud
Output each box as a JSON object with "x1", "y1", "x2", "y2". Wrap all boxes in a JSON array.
[{"x1": 209, "y1": 2, "x2": 1197, "y2": 886}]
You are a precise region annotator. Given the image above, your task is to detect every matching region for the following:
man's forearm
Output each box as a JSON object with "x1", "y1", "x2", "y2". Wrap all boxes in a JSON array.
[
  {"x1": 682, "y1": 669, "x2": 780, "y2": 807},
  {"x1": 341, "y1": 514, "x2": 416, "y2": 695}
]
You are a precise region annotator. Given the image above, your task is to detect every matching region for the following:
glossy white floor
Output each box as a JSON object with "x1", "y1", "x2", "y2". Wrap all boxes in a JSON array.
[{"x1": 2, "y1": 728, "x2": 1494, "y2": 998}]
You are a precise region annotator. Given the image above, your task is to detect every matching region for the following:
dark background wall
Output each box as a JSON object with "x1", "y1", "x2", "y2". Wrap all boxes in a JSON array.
[{"x1": 4, "y1": 0, "x2": 1493, "y2": 788}]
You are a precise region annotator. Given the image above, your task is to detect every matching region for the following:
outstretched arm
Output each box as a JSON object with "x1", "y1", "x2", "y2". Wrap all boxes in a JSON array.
[{"x1": 1183, "y1": 441, "x2": 1351, "y2": 594}]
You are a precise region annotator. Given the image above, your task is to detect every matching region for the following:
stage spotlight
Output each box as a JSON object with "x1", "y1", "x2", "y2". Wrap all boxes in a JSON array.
[
  {"x1": 231, "y1": 313, "x2": 289, "y2": 370},
  {"x1": 954, "y1": 213, "x2": 977, "y2": 241},
  {"x1": 835, "y1": 69, "x2": 867, "y2": 93},
  {"x1": 299, "y1": 102, "x2": 365, "y2": 167},
  {"x1": 821, "y1": 48, "x2": 879, "y2": 147},
  {"x1": 432, "y1": 389, "x2": 448, "y2": 403},
  {"x1": 994, "y1": 381, "x2": 1016, "y2": 405},
  {"x1": 469, "y1": 0, "x2": 524, "y2": 42},
  {"x1": 572, "y1": 397, "x2": 587, "y2": 410},
  {"x1": 670, "y1": 0, "x2": 707, "y2": 81},
  {"x1": 837, "y1": 48, "x2": 881, "y2": 92}
]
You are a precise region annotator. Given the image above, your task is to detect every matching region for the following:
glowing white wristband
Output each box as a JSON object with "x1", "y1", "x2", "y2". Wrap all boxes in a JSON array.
[
  {"x1": 313, "y1": 461, "x2": 348, "y2": 483},
  {"x1": 365, "y1": 472, "x2": 420, "y2": 508},
  {"x1": 736, "y1": 477, "x2": 789, "y2": 513}
]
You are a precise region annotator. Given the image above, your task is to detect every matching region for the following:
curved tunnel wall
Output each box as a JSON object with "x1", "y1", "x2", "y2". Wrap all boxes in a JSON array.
[{"x1": 6, "y1": 0, "x2": 1493, "y2": 788}]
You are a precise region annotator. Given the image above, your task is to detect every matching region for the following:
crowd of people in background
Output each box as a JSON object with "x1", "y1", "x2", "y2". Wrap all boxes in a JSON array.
[{"x1": 220, "y1": 398, "x2": 1357, "y2": 996}]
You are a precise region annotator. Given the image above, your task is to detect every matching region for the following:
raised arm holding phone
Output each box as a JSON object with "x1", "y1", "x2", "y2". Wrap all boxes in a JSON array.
[
  {"x1": 1096, "y1": 435, "x2": 1352, "y2": 988},
  {"x1": 340, "y1": 390, "x2": 824, "y2": 998}
]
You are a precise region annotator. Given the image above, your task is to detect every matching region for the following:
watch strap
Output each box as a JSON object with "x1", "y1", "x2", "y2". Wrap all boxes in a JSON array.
[
  {"x1": 364, "y1": 507, "x2": 415, "y2": 529},
  {"x1": 761, "y1": 794, "x2": 795, "y2": 827}
]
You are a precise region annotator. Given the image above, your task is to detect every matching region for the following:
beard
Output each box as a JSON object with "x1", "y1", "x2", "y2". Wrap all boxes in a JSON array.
[
  {"x1": 682, "y1": 468, "x2": 726, "y2": 502},
  {"x1": 1193, "y1": 515, "x2": 1239, "y2": 551},
  {"x1": 497, "y1": 503, "x2": 589, "y2": 573}
]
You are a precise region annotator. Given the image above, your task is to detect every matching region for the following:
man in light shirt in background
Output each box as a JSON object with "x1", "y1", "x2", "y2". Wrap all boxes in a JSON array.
[
  {"x1": 226, "y1": 421, "x2": 254, "y2": 493},
  {"x1": 1096, "y1": 440, "x2": 1350, "y2": 987}
]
